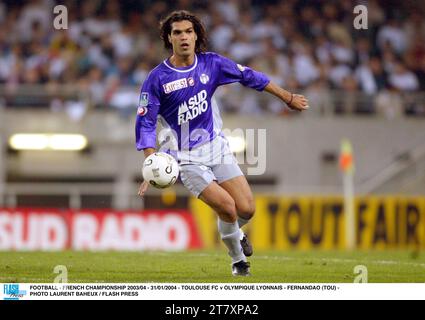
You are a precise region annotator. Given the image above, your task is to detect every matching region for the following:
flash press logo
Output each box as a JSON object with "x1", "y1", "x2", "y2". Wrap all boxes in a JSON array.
[{"x1": 3, "y1": 284, "x2": 27, "y2": 300}]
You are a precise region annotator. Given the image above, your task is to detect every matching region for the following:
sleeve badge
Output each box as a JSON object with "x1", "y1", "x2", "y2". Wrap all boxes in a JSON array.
[{"x1": 139, "y1": 92, "x2": 149, "y2": 107}]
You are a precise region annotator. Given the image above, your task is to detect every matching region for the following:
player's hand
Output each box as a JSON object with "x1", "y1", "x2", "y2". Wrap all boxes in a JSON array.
[
  {"x1": 138, "y1": 180, "x2": 149, "y2": 197},
  {"x1": 287, "y1": 94, "x2": 309, "y2": 111}
]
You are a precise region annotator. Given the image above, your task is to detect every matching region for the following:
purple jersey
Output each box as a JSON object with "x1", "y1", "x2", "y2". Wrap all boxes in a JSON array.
[{"x1": 135, "y1": 52, "x2": 270, "y2": 152}]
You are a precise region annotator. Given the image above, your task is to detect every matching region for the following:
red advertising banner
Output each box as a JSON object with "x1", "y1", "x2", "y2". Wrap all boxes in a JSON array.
[{"x1": 0, "y1": 209, "x2": 202, "y2": 251}]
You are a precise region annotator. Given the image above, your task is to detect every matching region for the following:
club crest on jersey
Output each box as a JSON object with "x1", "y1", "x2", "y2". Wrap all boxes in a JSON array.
[
  {"x1": 163, "y1": 78, "x2": 188, "y2": 94},
  {"x1": 200, "y1": 73, "x2": 209, "y2": 84}
]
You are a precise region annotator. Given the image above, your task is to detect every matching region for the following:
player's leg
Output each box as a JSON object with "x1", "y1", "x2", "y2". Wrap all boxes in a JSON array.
[
  {"x1": 198, "y1": 181, "x2": 245, "y2": 263},
  {"x1": 212, "y1": 135, "x2": 256, "y2": 227},
  {"x1": 211, "y1": 137, "x2": 255, "y2": 257},
  {"x1": 219, "y1": 175, "x2": 255, "y2": 223},
  {"x1": 198, "y1": 180, "x2": 237, "y2": 223},
  {"x1": 180, "y1": 163, "x2": 249, "y2": 275},
  {"x1": 198, "y1": 181, "x2": 250, "y2": 276},
  {"x1": 219, "y1": 175, "x2": 255, "y2": 256}
]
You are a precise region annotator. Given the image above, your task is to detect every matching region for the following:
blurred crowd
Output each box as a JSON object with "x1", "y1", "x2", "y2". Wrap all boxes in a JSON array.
[{"x1": 0, "y1": 0, "x2": 424, "y2": 117}]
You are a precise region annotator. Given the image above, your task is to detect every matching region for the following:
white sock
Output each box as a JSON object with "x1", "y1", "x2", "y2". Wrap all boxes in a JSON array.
[
  {"x1": 238, "y1": 217, "x2": 250, "y2": 240},
  {"x1": 217, "y1": 219, "x2": 246, "y2": 264},
  {"x1": 238, "y1": 217, "x2": 250, "y2": 228}
]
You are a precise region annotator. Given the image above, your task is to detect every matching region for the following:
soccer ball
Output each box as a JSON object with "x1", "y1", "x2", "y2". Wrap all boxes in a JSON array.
[{"x1": 142, "y1": 152, "x2": 179, "y2": 189}]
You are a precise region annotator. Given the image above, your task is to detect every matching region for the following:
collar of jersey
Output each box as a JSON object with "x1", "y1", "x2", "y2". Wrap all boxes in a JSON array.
[{"x1": 163, "y1": 54, "x2": 198, "y2": 73}]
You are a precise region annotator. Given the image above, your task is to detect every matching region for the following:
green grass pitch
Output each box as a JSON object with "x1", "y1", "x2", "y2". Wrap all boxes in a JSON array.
[{"x1": 0, "y1": 250, "x2": 424, "y2": 283}]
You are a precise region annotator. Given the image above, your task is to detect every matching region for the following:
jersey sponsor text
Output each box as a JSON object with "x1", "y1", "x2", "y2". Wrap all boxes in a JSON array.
[{"x1": 178, "y1": 90, "x2": 208, "y2": 125}]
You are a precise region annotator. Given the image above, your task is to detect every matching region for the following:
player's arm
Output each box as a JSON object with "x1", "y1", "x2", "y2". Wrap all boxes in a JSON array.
[
  {"x1": 143, "y1": 148, "x2": 156, "y2": 158},
  {"x1": 135, "y1": 75, "x2": 161, "y2": 197},
  {"x1": 138, "y1": 147, "x2": 157, "y2": 196},
  {"x1": 214, "y1": 53, "x2": 308, "y2": 112},
  {"x1": 264, "y1": 81, "x2": 309, "y2": 111}
]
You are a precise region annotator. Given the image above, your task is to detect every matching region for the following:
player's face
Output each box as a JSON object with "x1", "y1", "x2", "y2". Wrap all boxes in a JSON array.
[{"x1": 169, "y1": 20, "x2": 197, "y2": 58}]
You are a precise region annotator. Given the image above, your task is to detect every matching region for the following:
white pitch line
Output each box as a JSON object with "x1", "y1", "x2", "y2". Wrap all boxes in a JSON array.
[
  {"x1": 144, "y1": 252, "x2": 425, "y2": 268},
  {"x1": 145, "y1": 252, "x2": 222, "y2": 258},
  {"x1": 253, "y1": 255, "x2": 425, "y2": 268},
  {"x1": 0, "y1": 277, "x2": 105, "y2": 283},
  {"x1": 0, "y1": 277, "x2": 47, "y2": 282}
]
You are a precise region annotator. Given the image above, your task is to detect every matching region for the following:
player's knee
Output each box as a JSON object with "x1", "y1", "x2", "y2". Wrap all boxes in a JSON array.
[
  {"x1": 218, "y1": 198, "x2": 237, "y2": 222},
  {"x1": 238, "y1": 198, "x2": 256, "y2": 220}
]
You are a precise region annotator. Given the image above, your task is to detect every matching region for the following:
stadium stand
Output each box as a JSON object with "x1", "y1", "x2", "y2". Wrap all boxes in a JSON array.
[{"x1": 0, "y1": 0, "x2": 424, "y2": 210}]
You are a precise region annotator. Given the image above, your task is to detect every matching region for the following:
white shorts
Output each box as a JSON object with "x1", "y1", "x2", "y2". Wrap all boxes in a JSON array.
[{"x1": 178, "y1": 136, "x2": 243, "y2": 198}]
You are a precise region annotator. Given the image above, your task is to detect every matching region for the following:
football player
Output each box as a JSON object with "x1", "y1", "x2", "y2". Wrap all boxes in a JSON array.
[{"x1": 136, "y1": 10, "x2": 308, "y2": 276}]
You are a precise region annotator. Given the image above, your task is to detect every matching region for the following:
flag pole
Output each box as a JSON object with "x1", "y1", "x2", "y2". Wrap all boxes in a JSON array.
[{"x1": 340, "y1": 139, "x2": 355, "y2": 250}]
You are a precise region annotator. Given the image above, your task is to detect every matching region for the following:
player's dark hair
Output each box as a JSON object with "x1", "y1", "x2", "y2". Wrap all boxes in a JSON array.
[{"x1": 160, "y1": 10, "x2": 207, "y2": 53}]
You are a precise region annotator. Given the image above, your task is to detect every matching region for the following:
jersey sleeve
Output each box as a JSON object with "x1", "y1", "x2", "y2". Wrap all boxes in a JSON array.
[
  {"x1": 135, "y1": 72, "x2": 161, "y2": 151},
  {"x1": 214, "y1": 53, "x2": 270, "y2": 91}
]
